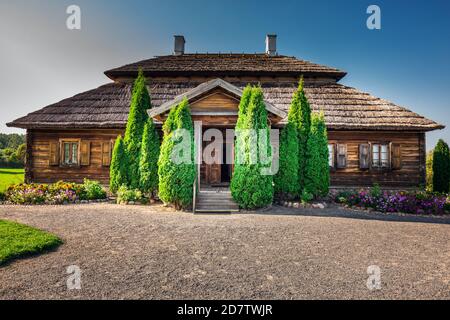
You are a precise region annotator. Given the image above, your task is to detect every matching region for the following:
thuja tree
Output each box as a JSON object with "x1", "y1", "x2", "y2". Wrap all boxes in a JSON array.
[
  {"x1": 124, "y1": 69, "x2": 151, "y2": 188},
  {"x1": 110, "y1": 135, "x2": 128, "y2": 193},
  {"x1": 230, "y1": 85, "x2": 252, "y2": 204},
  {"x1": 288, "y1": 77, "x2": 311, "y2": 194},
  {"x1": 432, "y1": 139, "x2": 450, "y2": 193},
  {"x1": 303, "y1": 112, "x2": 329, "y2": 198},
  {"x1": 139, "y1": 118, "x2": 160, "y2": 196},
  {"x1": 273, "y1": 121, "x2": 299, "y2": 199},
  {"x1": 231, "y1": 86, "x2": 274, "y2": 209},
  {"x1": 316, "y1": 112, "x2": 330, "y2": 196},
  {"x1": 158, "y1": 98, "x2": 196, "y2": 209}
]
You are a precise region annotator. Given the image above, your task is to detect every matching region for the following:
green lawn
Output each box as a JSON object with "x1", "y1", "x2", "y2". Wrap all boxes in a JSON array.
[
  {"x1": 0, "y1": 168, "x2": 24, "y2": 192},
  {"x1": 0, "y1": 220, "x2": 62, "y2": 265}
]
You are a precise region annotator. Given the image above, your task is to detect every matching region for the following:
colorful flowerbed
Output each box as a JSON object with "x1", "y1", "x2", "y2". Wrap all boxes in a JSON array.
[
  {"x1": 334, "y1": 188, "x2": 450, "y2": 215},
  {"x1": 3, "y1": 179, "x2": 107, "y2": 205}
]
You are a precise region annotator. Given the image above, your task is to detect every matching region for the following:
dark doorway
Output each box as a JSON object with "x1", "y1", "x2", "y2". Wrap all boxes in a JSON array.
[{"x1": 221, "y1": 142, "x2": 231, "y2": 183}]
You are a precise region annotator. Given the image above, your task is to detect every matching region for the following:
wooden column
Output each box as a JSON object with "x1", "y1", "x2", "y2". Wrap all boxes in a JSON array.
[{"x1": 25, "y1": 129, "x2": 33, "y2": 183}]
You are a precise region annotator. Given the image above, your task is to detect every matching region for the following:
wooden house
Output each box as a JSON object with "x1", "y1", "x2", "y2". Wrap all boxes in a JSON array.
[{"x1": 7, "y1": 35, "x2": 444, "y2": 189}]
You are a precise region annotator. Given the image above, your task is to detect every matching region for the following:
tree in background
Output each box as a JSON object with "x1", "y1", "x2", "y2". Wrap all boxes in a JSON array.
[
  {"x1": 139, "y1": 118, "x2": 160, "y2": 197},
  {"x1": 110, "y1": 135, "x2": 128, "y2": 193},
  {"x1": 432, "y1": 139, "x2": 450, "y2": 193},
  {"x1": 124, "y1": 69, "x2": 151, "y2": 188},
  {"x1": 287, "y1": 77, "x2": 311, "y2": 194},
  {"x1": 231, "y1": 86, "x2": 273, "y2": 209},
  {"x1": 426, "y1": 150, "x2": 433, "y2": 192},
  {"x1": 158, "y1": 98, "x2": 196, "y2": 209}
]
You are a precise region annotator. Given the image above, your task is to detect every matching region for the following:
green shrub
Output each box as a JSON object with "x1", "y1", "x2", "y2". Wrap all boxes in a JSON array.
[
  {"x1": 110, "y1": 135, "x2": 128, "y2": 194},
  {"x1": 82, "y1": 179, "x2": 106, "y2": 200},
  {"x1": 117, "y1": 185, "x2": 143, "y2": 204},
  {"x1": 287, "y1": 77, "x2": 311, "y2": 194},
  {"x1": 158, "y1": 98, "x2": 196, "y2": 210},
  {"x1": 231, "y1": 86, "x2": 274, "y2": 209},
  {"x1": 432, "y1": 139, "x2": 450, "y2": 194},
  {"x1": 426, "y1": 150, "x2": 433, "y2": 192},
  {"x1": 274, "y1": 122, "x2": 300, "y2": 200},
  {"x1": 0, "y1": 191, "x2": 6, "y2": 201},
  {"x1": 124, "y1": 69, "x2": 151, "y2": 189},
  {"x1": 300, "y1": 190, "x2": 314, "y2": 203},
  {"x1": 304, "y1": 113, "x2": 321, "y2": 197},
  {"x1": 370, "y1": 183, "x2": 381, "y2": 198},
  {"x1": 139, "y1": 118, "x2": 160, "y2": 196}
]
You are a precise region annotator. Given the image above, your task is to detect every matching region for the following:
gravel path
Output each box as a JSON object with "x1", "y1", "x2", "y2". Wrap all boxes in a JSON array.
[{"x1": 0, "y1": 204, "x2": 449, "y2": 300}]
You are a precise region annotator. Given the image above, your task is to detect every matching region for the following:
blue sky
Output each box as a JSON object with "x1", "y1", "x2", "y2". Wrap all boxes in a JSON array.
[{"x1": 1, "y1": 0, "x2": 449, "y2": 150}]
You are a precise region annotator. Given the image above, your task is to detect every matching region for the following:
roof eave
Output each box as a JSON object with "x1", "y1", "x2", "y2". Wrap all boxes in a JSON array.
[{"x1": 104, "y1": 70, "x2": 347, "y2": 82}]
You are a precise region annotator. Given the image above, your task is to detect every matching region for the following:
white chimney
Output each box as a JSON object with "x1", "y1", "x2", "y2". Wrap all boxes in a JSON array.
[
  {"x1": 173, "y1": 35, "x2": 185, "y2": 55},
  {"x1": 265, "y1": 34, "x2": 277, "y2": 56}
]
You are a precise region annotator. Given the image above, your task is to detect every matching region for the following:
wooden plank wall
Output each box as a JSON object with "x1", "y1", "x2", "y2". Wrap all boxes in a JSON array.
[
  {"x1": 27, "y1": 129, "x2": 426, "y2": 189},
  {"x1": 328, "y1": 131, "x2": 425, "y2": 188},
  {"x1": 28, "y1": 129, "x2": 123, "y2": 184}
]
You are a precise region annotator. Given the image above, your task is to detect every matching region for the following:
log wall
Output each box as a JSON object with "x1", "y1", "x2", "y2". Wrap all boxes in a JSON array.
[{"x1": 26, "y1": 129, "x2": 426, "y2": 189}]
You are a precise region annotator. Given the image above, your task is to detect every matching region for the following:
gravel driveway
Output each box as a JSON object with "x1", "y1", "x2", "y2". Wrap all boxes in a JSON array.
[{"x1": 0, "y1": 204, "x2": 449, "y2": 299}]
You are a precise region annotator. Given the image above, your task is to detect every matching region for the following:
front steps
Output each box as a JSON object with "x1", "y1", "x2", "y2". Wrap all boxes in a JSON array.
[{"x1": 194, "y1": 189, "x2": 239, "y2": 213}]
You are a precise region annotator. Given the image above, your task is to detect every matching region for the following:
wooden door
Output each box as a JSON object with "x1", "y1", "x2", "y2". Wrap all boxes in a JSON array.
[{"x1": 203, "y1": 139, "x2": 221, "y2": 185}]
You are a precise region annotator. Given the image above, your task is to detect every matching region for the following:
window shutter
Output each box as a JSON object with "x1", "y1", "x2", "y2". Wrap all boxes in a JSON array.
[
  {"x1": 391, "y1": 143, "x2": 402, "y2": 170},
  {"x1": 101, "y1": 141, "x2": 111, "y2": 166},
  {"x1": 80, "y1": 141, "x2": 90, "y2": 166},
  {"x1": 359, "y1": 144, "x2": 370, "y2": 169},
  {"x1": 49, "y1": 141, "x2": 59, "y2": 166},
  {"x1": 336, "y1": 144, "x2": 347, "y2": 168}
]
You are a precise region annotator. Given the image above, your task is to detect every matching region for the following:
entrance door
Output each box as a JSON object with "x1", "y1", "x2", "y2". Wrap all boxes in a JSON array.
[{"x1": 201, "y1": 128, "x2": 234, "y2": 186}]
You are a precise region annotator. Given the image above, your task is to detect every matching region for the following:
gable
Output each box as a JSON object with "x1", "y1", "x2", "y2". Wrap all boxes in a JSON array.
[
  {"x1": 148, "y1": 78, "x2": 287, "y2": 122},
  {"x1": 190, "y1": 88, "x2": 240, "y2": 113}
]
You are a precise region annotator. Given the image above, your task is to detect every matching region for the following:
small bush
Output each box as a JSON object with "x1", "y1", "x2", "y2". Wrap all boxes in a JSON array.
[
  {"x1": 370, "y1": 183, "x2": 381, "y2": 198},
  {"x1": 300, "y1": 190, "x2": 314, "y2": 203},
  {"x1": 117, "y1": 185, "x2": 143, "y2": 204},
  {"x1": 0, "y1": 191, "x2": 5, "y2": 201},
  {"x1": 6, "y1": 183, "x2": 48, "y2": 204},
  {"x1": 82, "y1": 179, "x2": 106, "y2": 200}
]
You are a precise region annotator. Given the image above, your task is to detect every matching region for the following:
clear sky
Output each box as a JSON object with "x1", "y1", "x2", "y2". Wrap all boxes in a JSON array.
[{"x1": 1, "y1": 0, "x2": 449, "y2": 150}]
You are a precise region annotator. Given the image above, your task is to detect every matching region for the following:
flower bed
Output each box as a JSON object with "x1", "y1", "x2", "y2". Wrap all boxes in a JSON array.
[
  {"x1": 3, "y1": 179, "x2": 107, "y2": 205},
  {"x1": 334, "y1": 189, "x2": 450, "y2": 215}
]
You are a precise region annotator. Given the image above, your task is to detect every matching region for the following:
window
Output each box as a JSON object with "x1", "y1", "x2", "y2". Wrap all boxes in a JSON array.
[
  {"x1": 328, "y1": 144, "x2": 334, "y2": 168},
  {"x1": 372, "y1": 144, "x2": 389, "y2": 168},
  {"x1": 62, "y1": 141, "x2": 79, "y2": 165},
  {"x1": 336, "y1": 144, "x2": 347, "y2": 168}
]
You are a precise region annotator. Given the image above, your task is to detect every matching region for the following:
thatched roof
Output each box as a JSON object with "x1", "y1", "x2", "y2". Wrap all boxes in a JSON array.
[
  {"x1": 104, "y1": 54, "x2": 347, "y2": 80},
  {"x1": 8, "y1": 79, "x2": 444, "y2": 131}
]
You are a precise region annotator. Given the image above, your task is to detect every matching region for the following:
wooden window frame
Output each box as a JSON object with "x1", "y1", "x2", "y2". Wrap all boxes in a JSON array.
[
  {"x1": 59, "y1": 138, "x2": 81, "y2": 168},
  {"x1": 371, "y1": 142, "x2": 390, "y2": 170},
  {"x1": 336, "y1": 143, "x2": 347, "y2": 169}
]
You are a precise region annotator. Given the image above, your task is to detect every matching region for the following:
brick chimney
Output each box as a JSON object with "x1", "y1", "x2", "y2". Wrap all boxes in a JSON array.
[
  {"x1": 174, "y1": 35, "x2": 185, "y2": 55},
  {"x1": 265, "y1": 34, "x2": 277, "y2": 56}
]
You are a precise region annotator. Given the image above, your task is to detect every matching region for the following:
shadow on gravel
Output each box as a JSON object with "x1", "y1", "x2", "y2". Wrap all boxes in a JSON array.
[{"x1": 248, "y1": 205, "x2": 450, "y2": 225}]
